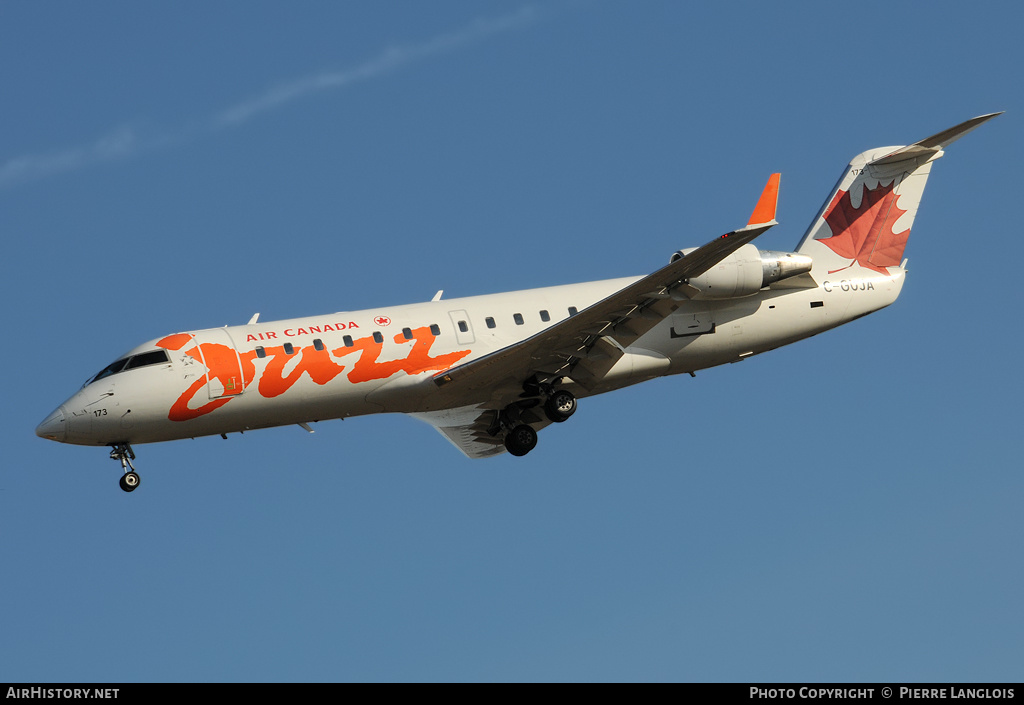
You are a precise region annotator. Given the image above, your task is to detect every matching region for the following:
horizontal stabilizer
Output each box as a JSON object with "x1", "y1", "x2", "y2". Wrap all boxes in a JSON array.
[{"x1": 870, "y1": 112, "x2": 1002, "y2": 166}]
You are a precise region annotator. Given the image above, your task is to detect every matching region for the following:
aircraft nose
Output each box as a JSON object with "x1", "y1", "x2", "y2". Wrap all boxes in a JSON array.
[{"x1": 35, "y1": 406, "x2": 67, "y2": 442}]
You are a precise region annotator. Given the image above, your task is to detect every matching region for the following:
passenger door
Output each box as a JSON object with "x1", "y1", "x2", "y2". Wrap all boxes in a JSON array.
[
  {"x1": 448, "y1": 310, "x2": 475, "y2": 345},
  {"x1": 194, "y1": 329, "x2": 246, "y2": 399}
]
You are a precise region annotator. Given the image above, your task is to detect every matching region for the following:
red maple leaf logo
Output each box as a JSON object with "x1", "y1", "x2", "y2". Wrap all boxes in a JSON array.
[{"x1": 819, "y1": 179, "x2": 909, "y2": 275}]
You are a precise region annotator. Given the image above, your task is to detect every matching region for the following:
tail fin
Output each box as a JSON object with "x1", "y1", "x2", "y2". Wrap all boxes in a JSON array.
[{"x1": 796, "y1": 113, "x2": 1001, "y2": 276}]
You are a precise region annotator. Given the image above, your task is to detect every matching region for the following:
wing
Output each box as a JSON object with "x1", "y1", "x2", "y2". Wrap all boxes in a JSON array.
[
  {"x1": 433, "y1": 174, "x2": 780, "y2": 398},
  {"x1": 411, "y1": 404, "x2": 553, "y2": 459}
]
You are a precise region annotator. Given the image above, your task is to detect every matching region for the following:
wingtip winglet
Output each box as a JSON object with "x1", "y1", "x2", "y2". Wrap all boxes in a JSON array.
[{"x1": 747, "y1": 173, "x2": 780, "y2": 227}]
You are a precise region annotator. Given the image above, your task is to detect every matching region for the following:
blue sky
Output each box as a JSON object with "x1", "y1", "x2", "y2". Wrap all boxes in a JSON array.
[{"x1": 2, "y1": 0, "x2": 1022, "y2": 682}]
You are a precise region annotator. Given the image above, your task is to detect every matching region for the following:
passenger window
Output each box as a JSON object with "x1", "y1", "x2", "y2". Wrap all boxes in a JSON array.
[
  {"x1": 313, "y1": 339, "x2": 325, "y2": 351},
  {"x1": 402, "y1": 327, "x2": 413, "y2": 340},
  {"x1": 458, "y1": 320, "x2": 468, "y2": 333},
  {"x1": 283, "y1": 343, "x2": 295, "y2": 355},
  {"x1": 513, "y1": 313, "x2": 524, "y2": 325},
  {"x1": 540, "y1": 310, "x2": 550, "y2": 322},
  {"x1": 568, "y1": 306, "x2": 578, "y2": 316},
  {"x1": 429, "y1": 324, "x2": 440, "y2": 336},
  {"x1": 343, "y1": 335, "x2": 354, "y2": 347},
  {"x1": 486, "y1": 317, "x2": 495, "y2": 329},
  {"x1": 373, "y1": 332, "x2": 384, "y2": 344},
  {"x1": 255, "y1": 346, "x2": 266, "y2": 359}
]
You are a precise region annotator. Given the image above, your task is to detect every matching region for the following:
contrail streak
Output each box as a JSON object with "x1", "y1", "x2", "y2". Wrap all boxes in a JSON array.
[
  {"x1": 216, "y1": 6, "x2": 538, "y2": 126},
  {"x1": 0, "y1": 126, "x2": 137, "y2": 190},
  {"x1": 0, "y1": 6, "x2": 540, "y2": 190}
]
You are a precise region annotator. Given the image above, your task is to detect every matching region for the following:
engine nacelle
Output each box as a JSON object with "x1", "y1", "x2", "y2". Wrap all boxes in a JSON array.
[{"x1": 669, "y1": 245, "x2": 813, "y2": 299}]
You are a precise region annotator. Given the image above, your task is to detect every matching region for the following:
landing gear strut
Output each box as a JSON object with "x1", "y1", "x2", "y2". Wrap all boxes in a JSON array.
[{"x1": 110, "y1": 443, "x2": 140, "y2": 493}]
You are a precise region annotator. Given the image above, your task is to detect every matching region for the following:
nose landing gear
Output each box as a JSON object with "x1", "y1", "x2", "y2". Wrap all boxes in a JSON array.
[{"x1": 110, "y1": 443, "x2": 140, "y2": 493}]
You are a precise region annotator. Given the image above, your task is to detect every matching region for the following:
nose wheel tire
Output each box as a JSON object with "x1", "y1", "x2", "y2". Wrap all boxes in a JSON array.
[
  {"x1": 110, "y1": 444, "x2": 141, "y2": 493},
  {"x1": 504, "y1": 424, "x2": 538, "y2": 457},
  {"x1": 544, "y1": 390, "x2": 577, "y2": 423},
  {"x1": 119, "y1": 471, "x2": 140, "y2": 493}
]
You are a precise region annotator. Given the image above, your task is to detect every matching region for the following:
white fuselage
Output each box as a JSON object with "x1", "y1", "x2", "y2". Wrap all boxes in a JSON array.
[
  {"x1": 38, "y1": 267, "x2": 905, "y2": 448},
  {"x1": 35, "y1": 112, "x2": 1000, "y2": 478}
]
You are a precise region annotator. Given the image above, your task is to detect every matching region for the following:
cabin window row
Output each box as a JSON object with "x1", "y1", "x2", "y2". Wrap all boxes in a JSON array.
[
  {"x1": 251, "y1": 307, "x2": 580, "y2": 357},
  {"x1": 485, "y1": 307, "x2": 577, "y2": 329},
  {"x1": 253, "y1": 322, "x2": 447, "y2": 358}
]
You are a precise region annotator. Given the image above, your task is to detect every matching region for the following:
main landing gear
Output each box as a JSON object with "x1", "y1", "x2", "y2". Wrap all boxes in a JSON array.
[
  {"x1": 504, "y1": 424, "x2": 538, "y2": 457},
  {"x1": 544, "y1": 389, "x2": 577, "y2": 423},
  {"x1": 500, "y1": 387, "x2": 578, "y2": 457},
  {"x1": 110, "y1": 443, "x2": 140, "y2": 493}
]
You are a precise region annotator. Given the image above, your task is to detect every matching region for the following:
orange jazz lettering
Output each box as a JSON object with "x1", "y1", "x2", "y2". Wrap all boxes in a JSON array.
[{"x1": 159, "y1": 327, "x2": 471, "y2": 421}]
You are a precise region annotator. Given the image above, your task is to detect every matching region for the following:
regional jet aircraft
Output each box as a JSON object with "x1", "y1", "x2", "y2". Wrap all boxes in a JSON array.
[{"x1": 36, "y1": 113, "x2": 1000, "y2": 491}]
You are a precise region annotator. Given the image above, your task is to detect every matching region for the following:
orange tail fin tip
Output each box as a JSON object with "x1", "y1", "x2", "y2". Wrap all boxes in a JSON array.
[{"x1": 747, "y1": 173, "x2": 780, "y2": 226}]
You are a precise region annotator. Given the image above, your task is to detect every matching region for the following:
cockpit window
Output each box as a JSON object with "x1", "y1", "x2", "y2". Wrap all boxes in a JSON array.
[
  {"x1": 89, "y1": 358, "x2": 129, "y2": 385},
  {"x1": 125, "y1": 350, "x2": 170, "y2": 370},
  {"x1": 86, "y1": 350, "x2": 170, "y2": 386}
]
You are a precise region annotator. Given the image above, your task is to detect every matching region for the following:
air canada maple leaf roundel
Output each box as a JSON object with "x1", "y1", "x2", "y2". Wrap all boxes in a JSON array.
[
  {"x1": 819, "y1": 179, "x2": 910, "y2": 275},
  {"x1": 374, "y1": 315, "x2": 391, "y2": 326}
]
